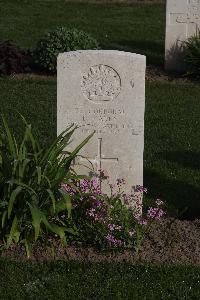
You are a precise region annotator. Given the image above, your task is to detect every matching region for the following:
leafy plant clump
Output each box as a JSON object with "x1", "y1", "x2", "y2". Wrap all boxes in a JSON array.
[
  {"x1": 0, "y1": 40, "x2": 32, "y2": 76},
  {"x1": 0, "y1": 115, "x2": 92, "y2": 257},
  {"x1": 33, "y1": 26, "x2": 99, "y2": 73},
  {"x1": 184, "y1": 30, "x2": 200, "y2": 78},
  {"x1": 62, "y1": 171, "x2": 166, "y2": 253}
]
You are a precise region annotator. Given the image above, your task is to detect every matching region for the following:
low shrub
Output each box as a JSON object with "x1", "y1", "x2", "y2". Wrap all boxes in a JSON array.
[
  {"x1": 33, "y1": 27, "x2": 99, "y2": 73},
  {"x1": 62, "y1": 171, "x2": 166, "y2": 253},
  {"x1": 0, "y1": 40, "x2": 32, "y2": 76},
  {"x1": 0, "y1": 115, "x2": 92, "y2": 257},
  {"x1": 184, "y1": 30, "x2": 200, "y2": 78}
]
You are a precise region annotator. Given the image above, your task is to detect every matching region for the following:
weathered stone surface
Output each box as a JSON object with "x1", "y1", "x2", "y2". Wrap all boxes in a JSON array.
[
  {"x1": 57, "y1": 50, "x2": 146, "y2": 196},
  {"x1": 165, "y1": 0, "x2": 200, "y2": 72}
]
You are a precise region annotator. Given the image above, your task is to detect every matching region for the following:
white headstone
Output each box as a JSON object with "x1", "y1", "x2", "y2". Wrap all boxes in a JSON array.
[
  {"x1": 165, "y1": 0, "x2": 200, "y2": 72},
  {"x1": 57, "y1": 50, "x2": 146, "y2": 199}
]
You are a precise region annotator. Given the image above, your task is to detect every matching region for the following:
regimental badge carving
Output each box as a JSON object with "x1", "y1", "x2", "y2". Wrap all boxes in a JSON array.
[{"x1": 81, "y1": 65, "x2": 121, "y2": 102}]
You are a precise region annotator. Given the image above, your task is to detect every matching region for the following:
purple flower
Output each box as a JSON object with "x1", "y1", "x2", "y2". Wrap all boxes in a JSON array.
[
  {"x1": 116, "y1": 178, "x2": 126, "y2": 186},
  {"x1": 133, "y1": 212, "x2": 141, "y2": 220},
  {"x1": 105, "y1": 234, "x2": 123, "y2": 247},
  {"x1": 134, "y1": 185, "x2": 148, "y2": 194},
  {"x1": 147, "y1": 207, "x2": 165, "y2": 220},
  {"x1": 138, "y1": 219, "x2": 148, "y2": 226},
  {"x1": 128, "y1": 230, "x2": 135, "y2": 237},
  {"x1": 61, "y1": 183, "x2": 76, "y2": 196},
  {"x1": 108, "y1": 224, "x2": 115, "y2": 231},
  {"x1": 108, "y1": 224, "x2": 122, "y2": 231},
  {"x1": 95, "y1": 200, "x2": 102, "y2": 207},
  {"x1": 155, "y1": 199, "x2": 164, "y2": 206},
  {"x1": 86, "y1": 208, "x2": 96, "y2": 218}
]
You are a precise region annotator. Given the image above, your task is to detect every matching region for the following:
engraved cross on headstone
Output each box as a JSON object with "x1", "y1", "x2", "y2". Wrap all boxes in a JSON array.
[
  {"x1": 175, "y1": 13, "x2": 200, "y2": 37},
  {"x1": 80, "y1": 137, "x2": 118, "y2": 187}
]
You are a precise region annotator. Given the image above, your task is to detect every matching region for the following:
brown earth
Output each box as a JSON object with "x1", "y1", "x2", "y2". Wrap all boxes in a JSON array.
[{"x1": 1, "y1": 218, "x2": 200, "y2": 265}]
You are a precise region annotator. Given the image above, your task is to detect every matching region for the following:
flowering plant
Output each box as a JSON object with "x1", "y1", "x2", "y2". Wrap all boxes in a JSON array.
[{"x1": 61, "y1": 171, "x2": 166, "y2": 253}]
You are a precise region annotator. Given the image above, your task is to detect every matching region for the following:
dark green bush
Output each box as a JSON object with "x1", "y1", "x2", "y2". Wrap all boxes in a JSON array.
[
  {"x1": 0, "y1": 40, "x2": 32, "y2": 76},
  {"x1": 33, "y1": 27, "x2": 99, "y2": 73},
  {"x1": 0, "y1": 115, "x2": 92, "y2": 257},
  {"x1": 184, "y1": 30, "x2": 200, "y2": 78}
]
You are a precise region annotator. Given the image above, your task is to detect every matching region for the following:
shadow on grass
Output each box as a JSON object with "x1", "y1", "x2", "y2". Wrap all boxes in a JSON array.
[
  {"x1": 144, "y1": 167, "x2": 200, "y2": 220},
  {"x1": 157, "y1": 150, "x2": 200, "y2": 171},
  {"x1": 104, "y1": 39, "x2": 164, "y2": 66}
]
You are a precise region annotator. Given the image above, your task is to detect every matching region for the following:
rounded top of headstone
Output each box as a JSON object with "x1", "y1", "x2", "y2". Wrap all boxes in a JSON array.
[{"x1": 58, "y1": 50, "x2": 146, "y2": 62}]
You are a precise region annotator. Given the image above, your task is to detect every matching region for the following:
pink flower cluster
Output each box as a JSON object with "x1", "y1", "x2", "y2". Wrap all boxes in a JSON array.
[
  {"x1": 116, "y1": 178, "x2": 126, "y2": 186},
  {"x1": 79, "y1": 178, "x2": 102, "y2": 195},
  {"x1": 108, "y1": 223, "x2": 122, "y2": 231},
  {"x1": 61, "y1": 172, "x2": 166, "y2": 249},
  {"x1": 147, "y1": 207, "x2": 165, "y2": 220},
  {"x1": 61, "y1": 183, "x2": 76, "y2": 196}
]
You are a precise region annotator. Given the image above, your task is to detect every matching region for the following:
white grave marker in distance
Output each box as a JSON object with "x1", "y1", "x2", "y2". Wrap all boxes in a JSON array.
[{"x1": 165, "y1": 0, "x2": 200, "y2": 72}]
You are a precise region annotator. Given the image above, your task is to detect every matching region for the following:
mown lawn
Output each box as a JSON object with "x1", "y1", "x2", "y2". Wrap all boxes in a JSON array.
[
  {"x1": 0, "y1": 259, "x2": 199, "y2": 300},
  {"x1": 0, "y1": 0, "x2": 165, "y2": 65},
  {"x1": 1, "y1": 77, "x2": 200, "y2": 219}
]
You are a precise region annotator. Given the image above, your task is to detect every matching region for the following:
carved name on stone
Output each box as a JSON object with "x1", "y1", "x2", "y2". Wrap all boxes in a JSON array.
[{"x1": 81, "y1": 65, "x2": 121, "y2": 102}]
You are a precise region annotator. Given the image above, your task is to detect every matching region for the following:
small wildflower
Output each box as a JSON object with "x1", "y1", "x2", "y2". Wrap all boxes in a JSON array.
[
  {"x1": 134, "y1": 185, "x2": 147, "y2": 193},
  {"x1": 108, "y1": 224, "x2": 115, "y2": 231},
  {"x1": 105, "y1": 234, "x2": 123, "y2": 246},
  {"x1": 128, "y1": 230, "x2": 135, "y2": 237},
  {"x1": 155, "y1": 199, "x2": 164, "y2": 206},
  {"x1": 86, "y1": 208, "x2": 96, "y2": 218},
  {"x1": 108, "y1": 224, "x2": 122, "y2": 231},
  {"x1": 116, "y1": 178, "x2": 126, "y2": 186},
  {"x1": 138, "y1": 219, "x2": 148, "y2": 226},
  {"x1": 147, "y1": 207, "x2": 165, "y2": 220}
]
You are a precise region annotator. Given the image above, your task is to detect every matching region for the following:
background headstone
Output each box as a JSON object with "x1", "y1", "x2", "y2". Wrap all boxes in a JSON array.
[
  {"x1": 57, "y1": 50, "x2": 146, "y2": 198},
  {"x1": 165, "y1": 0, "x2": 200, "y2": 72}
]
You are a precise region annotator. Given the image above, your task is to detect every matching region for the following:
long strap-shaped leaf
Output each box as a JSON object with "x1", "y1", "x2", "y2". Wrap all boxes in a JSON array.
[
  {"x1": 8, "y1": 186, "x2": 22, "y2": 218},
  {"x1": 1, "y1": 116, "x2": 17, "y2": 159},
  {"x1": 6, "y1": 215, "x2": 19, "y2": 248},
  {"x1": 52, "y1": 132, "x2": 94, "y2": 187}
]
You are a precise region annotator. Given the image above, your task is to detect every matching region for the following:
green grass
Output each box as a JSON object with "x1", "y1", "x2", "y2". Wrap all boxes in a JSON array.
[
  {"x1": 0, "y1": 259, "x2": 200, "y2": 299},
  {"x1": 0, "y1": 0, "x2": 165, "y2": 65},
  {"x1": 0, "y1": 260, "x2": 200, "y2": 300},
  {"x1": 1, "y1": 78, "x2": 200, "y2": 219}
]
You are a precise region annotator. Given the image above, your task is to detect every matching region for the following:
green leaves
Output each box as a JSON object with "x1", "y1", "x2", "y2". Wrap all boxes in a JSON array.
[
  {"x1": 8, "y1": 186, "x2": 22, "y2": 218},
  {"x1": 7, "y1": 215, "x2": 20, "y2": 248},
  {"x1": 58, "y1": 190, "x2": 72, "y2": 218},
  {"x1": 33, "y1": 26, "x2": 99, "y2": 73},
  {"x1": 29, "y1": 204, "x2": 43, "y2": 241},
  {"x1": 0, "y1": 115, "x2": 92, "y2": 256},
  {"x1": 184, "y1": 30, "x2": 200, "y2": 78}
]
